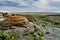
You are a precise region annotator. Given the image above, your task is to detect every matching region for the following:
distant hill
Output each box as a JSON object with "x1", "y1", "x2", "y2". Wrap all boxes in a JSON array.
[
  {"x1": 0, "y1": 12, "x2": 60, "y2": 15},
  {"x1": 8, "y1": 12, "x2": 60, "y2": 15}
]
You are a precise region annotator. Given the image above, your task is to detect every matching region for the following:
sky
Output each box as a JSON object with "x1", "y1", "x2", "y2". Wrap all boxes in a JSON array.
[{"x1": 0, "y1": 0, "x2": 60, "y2": 12}]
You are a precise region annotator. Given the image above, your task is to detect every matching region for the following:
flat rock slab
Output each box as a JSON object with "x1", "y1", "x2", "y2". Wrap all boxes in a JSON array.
[
  {"x1": 1, "y1": 27, "x2": 26, "y2": 34},
  {"x1": 1, "y1": 22, "x2": 34, "y2": 35}
]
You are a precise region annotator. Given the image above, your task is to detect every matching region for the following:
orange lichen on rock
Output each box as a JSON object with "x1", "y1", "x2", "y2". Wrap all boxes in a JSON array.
[{"x1": 2, "y1": 13, "x2": 29, "y2": 26}]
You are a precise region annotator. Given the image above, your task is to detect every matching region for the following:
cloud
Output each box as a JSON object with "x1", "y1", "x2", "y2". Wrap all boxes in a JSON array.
[
  {"x1": 0, "y1": 1, "x2": 19, "y2": 7},
  {"x1": 47, "y1": 0, "x2": 60, "y2": 11},
  {"x1": 51, "y1": 0, "x2": 60, "y2": 2},
  {"x1": 0, "y1": 6, "x2": 42, "y2": 12},
  {"x1": 32, "y1": 0, "x2": 49, "y2": 10},
  {"x1": 6, "y1": 0, "x2": 35, "y2": 6},
  {"x1": 32, "y1": 0, "x2": 60, "y2": 11},
  {"x1": 0, "y1": 0, "x2": 40, "y2": 12},
  {"x1": 0, "y1": 0, "x2": 60, "y2": 12},
  {"x1": 49, "y1": 0, "x2": 60, "y2": 8},
  {"x1": 0, "y1": 0, "x2": 38, "y2": 8}
]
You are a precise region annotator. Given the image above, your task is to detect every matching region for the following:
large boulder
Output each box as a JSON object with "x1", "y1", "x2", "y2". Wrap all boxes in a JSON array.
[{"x1": 0, "y1": 13, "x2": 34, "y2": 34}]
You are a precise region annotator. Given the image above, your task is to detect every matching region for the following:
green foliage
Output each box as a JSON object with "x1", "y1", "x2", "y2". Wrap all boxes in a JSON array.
[
  {"x1": 32, "y1": 29, "x2": 45, "y2": 40},
  {"x1": 38, "y1": 29, "x2": 45, "y2": 36},
  {"x1": 0, "y1": 33, "x2": 21, "y2": 40},
  {"x1": 39, "y1": 36, "x2": 45, "y2": 40},
  {"x1": 2, "y1": 33, "x2": 11, "y2": 40},
  {"x1": 32, "y1": 24, "x2": 45, "y2": 40}
]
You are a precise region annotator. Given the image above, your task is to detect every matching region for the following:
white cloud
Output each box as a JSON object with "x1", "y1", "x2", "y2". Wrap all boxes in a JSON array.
[
  {"x1": 32, "y1": 0, "x2": 50, "y2": 10},
  {"x1": 0, "y1": 6, "x2": 42, "y2": 12},
  {"x1": 0, "y1": 0, "x2": 28, "y2": 6},
  {"x1": 6, "y1": 0, "x2": 30, "y2": 6},
  {"x1": 32, "y1": 0, "x2": 60, "y2": 11},
  {"x1": 0, "y1": 0, "x2": 60, "y2": 12},
  {"x1": 51, "y1": 0, "x2": 60, "y2": 2}
]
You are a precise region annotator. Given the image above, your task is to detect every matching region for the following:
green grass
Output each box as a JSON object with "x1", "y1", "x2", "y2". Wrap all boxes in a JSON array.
[{"x1": 39, "y1": 20, "x2": 60, "y2": 28}]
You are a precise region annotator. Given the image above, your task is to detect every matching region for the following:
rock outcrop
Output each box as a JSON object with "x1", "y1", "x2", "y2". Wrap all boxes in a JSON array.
[{"x1": 0, "y1": 13, "x2": 34, "y2": 34}]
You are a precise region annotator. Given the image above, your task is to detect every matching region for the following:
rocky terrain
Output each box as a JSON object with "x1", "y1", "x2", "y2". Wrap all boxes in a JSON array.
[
  {"x1": 44, "y1": 25, "x2": 60, "y2": 40},
  {"x1": 0, "y1": 13, "x2": 60, "y2": 40}
]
